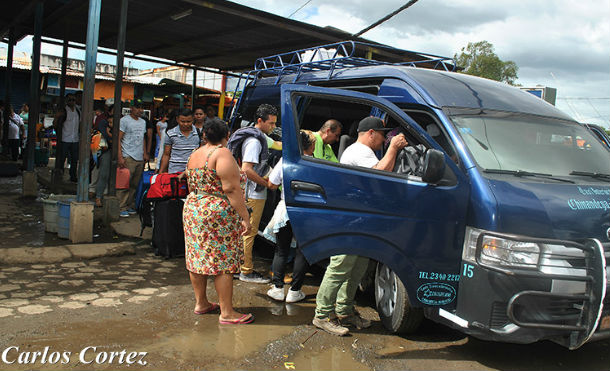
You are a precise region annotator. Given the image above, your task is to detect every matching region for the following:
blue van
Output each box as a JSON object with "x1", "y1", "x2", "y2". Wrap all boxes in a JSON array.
[{"x1": 230, "y1": 41, "x2": 610, "y2": 349}]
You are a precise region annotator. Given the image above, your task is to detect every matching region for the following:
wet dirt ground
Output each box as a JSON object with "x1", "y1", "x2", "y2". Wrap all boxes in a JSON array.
[
  {"x1": 0, "y1": 173, "x2": 609, "y2": 370},
  {"x1": 1, "y1": 247, "x2": 609, "y2": 371}
]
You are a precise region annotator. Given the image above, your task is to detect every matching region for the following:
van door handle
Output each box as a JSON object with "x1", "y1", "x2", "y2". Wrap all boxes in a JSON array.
[{"x1": 290, "y1": 181, "x2": 325, "y2": 196}]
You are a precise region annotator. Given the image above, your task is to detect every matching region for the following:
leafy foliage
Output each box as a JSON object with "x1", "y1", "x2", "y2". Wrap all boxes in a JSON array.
[{"x1": 454, "y1": 41, "x2": 518, "y2": 85}]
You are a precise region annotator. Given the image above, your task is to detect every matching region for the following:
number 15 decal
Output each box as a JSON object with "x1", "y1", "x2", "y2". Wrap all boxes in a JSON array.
[{"x1": 463, "y1": 263, "x2": 474, "y2": 278}]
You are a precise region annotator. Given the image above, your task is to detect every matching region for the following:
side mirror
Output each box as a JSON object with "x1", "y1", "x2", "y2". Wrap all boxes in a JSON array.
[{"x1": 422, "y1": 149, "x2": 445, "y2": 184}]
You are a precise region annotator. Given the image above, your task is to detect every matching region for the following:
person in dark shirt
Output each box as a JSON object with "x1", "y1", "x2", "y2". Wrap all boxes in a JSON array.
[{"x1": 94, "y1": 106, "x2": 114, "y2": 207}]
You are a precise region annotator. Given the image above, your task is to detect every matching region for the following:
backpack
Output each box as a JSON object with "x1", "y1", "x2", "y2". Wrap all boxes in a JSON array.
[
  {"x1": 394, "y1": 144, "x2": 427, "y2": 176},
  {"x1": 226, "y1": 127, "x2": 270, "y2": 192},
  {"x1": 139, "y1": 188, "x2": 154, "y2": 236}
]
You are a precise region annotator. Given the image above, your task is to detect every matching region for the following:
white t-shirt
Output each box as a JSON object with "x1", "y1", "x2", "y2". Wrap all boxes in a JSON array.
[
  {"x1": 8, "y1": 118, "x2": 20, "y2": 140},
  {"x1": 62, "y1": 106, "x2": 80, "y2": 143},
  {"x1": 120, "y1": 115, "x2": 147, "y2": 161},
  {"x1": 339, "y1": 141, "x2": 379, "y2": 168},
  {"x1": 156, "y1": 120, "x2": 167, "y2": 134},
  {"x1": 242, "y1": 136, "x2": 267, "y2": 200},
  {"x1": 268, "y1": 158, "x2": 284, "y2": 200}
]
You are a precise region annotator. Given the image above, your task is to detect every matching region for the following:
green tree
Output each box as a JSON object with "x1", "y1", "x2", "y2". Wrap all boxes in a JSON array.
[{"x1": 454, "y1": 41, "x2": 518, "y2": 85}]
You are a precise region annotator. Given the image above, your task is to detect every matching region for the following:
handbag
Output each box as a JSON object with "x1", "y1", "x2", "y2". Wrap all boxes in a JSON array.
[{"x1": 116, "y1": 167, "x2": 131, "y2": 189}]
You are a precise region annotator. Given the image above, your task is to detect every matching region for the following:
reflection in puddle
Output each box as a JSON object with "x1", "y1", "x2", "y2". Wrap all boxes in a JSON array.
[
  {"x1": 149, "y1": 316, "x2": 294, "y2": 360},
  {"x1": 289, "y1": 347, "x2": 371, "y2": 371}
]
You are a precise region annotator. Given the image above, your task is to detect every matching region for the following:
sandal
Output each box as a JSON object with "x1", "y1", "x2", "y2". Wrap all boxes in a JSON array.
[
  {"x1": 95, "y1": 198, "x2": 103, "y2": 208},
  {"x1": 194, "y1": 303, "x2": 220, "y2": 315},
  {"x1": 218, "y1": 313, "x2": 254, "y2": 325}
]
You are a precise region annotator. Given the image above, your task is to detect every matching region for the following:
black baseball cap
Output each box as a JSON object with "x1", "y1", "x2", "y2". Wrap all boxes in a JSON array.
[{"x1": 357, "y1": 117, "x2": 392, "y2": 132}]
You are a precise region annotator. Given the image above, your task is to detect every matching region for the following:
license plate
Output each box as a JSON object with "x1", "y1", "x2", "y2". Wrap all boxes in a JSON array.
[{"x1": 601, "y1": 315, "x2": 610, "y2": 330}]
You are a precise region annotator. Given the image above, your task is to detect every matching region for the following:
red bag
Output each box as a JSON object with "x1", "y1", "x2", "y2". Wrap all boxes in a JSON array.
[
  {"x1": 147, "y1": 173, "x2": 188, "y2": 200},
  {"x1": 116, "y1": 167, "x2": 130, "y2": 189}
]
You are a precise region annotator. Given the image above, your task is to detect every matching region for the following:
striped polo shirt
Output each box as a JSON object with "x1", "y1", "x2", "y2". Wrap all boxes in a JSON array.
[{"x1": 164, "y1": 125, "x2": 200, "y2": 173}]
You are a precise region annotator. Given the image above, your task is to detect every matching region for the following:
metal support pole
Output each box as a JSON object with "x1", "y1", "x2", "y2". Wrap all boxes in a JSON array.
[
  {"x1": 54, "y1": 38, "x2": 69, "y2": 169},
  {"x1": 2, "y1": 27, "x2": 14, "y2": 150},
  {"x1": 25, "y1": 2, "x2": 43, "y2": 171},
  {"x1": 218, "y1": 73, "x2": 227, "y2": 119},
  {"x1": 76, "y1": 0, "x2": 101, "y2": 202},
  {"x1": 191, "y1": 68, "x2": 197, "y2": 109},
  {"x1": 109, "y1": 0, "x2": 128, "y2": 197}
]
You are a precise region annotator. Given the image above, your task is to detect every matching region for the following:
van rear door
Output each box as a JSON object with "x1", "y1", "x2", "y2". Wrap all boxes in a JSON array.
[{"x1": 280, "y1": 84, "x2": 470, "y2": 294}]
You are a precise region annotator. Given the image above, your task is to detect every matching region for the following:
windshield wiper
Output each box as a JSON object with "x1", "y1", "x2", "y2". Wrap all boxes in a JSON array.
[
  {"x1": 569, "y1": 171, "x2": 610, "y2": 181},
  {"x1": 484, "y1": 169, "x2": 575, "y2": 183}
]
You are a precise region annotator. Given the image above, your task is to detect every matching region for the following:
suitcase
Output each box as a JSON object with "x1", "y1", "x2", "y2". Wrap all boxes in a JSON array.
[
  {"x1": 152, "y1": 198, "x2": 185, "y2": 259},
  {"x1": 135, "y1": 164, "x2": 154, "y2": 211}
]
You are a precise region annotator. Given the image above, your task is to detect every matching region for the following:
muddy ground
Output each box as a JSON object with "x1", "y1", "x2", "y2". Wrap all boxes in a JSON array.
[{"x1": 1, "y1": 246, "x2": 608, "y2": 371}]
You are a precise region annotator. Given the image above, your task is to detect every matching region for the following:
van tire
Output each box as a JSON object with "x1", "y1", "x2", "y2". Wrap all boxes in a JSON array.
[{"x1": 374, "y1": 262, "x2": 423, "y2": 334}]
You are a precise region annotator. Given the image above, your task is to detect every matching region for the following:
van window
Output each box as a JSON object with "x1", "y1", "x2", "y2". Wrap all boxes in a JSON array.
[
  {"x1": 451, "y1": 111, "x2": 610, "y2": 176},
  {"x1": 294, "y1": 95, "x2": 436, "y2": 178},
  {"x1": 403, "y1": 110, "x2": 457, "y2": 162}
]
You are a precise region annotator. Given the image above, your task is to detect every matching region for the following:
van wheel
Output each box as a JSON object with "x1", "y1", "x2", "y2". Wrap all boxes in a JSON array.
[{"x1": 375, "y1": 263, "x2": 423, "y2": 334}]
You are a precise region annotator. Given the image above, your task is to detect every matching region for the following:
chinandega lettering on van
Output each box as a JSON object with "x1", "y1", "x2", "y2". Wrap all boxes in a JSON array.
[{"x1": 230, "y1": 41, "x2": 610, "y2": 349}]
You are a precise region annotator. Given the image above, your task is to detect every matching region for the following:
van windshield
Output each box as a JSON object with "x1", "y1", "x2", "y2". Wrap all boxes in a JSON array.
[{"x1": 450, "y1": 112, "x2": 610, "y2": 177}]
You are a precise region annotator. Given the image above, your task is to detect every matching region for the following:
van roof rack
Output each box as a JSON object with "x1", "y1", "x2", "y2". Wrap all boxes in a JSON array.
[
  {"x1": 228, "y1": 41, "x2": 456, "y2": 126},
  {"x1": 254, "y1": 40, "x2": 456, "y2": 79}
]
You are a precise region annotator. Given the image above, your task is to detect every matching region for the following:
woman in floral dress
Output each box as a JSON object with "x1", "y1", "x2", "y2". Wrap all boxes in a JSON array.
[{"x1": 183, "y1": 118, "x2": 253, "y2": 324}]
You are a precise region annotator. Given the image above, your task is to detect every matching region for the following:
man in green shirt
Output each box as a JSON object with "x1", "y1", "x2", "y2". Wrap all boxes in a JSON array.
[{"x1": 312, "y1": 119, "x2": 342, "y2": 162}]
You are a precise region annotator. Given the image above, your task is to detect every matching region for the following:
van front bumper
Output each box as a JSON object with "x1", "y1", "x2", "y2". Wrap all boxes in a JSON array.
[{"x1": 442, "y1": 234, "x2": 609, "y2": 349}]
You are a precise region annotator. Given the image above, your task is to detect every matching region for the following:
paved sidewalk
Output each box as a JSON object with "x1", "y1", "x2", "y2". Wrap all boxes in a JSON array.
[
  {"x1": 0, "y1": 172, "x2": 142, "y2": 265},
  {"x1": 0, "y1": 242, "x2": 136, "y2": 264}
]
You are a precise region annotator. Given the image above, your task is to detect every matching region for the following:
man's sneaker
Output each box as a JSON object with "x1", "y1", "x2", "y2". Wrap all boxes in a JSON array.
[
  {"x1": 239, "y1": 271, "x2": 271, "y2": 284},
  {"x1": 285, "y1": 289, "x2": 306, "y2": 303},
  {"x1": 266, "y1": 286, "x2": 285, "y2": 301},
  {"x1": 337, "y1": 312, "x2": 371, "y2": 330},
  {"x1": 127, "y1": 208, "x2": 137, "y2": 215},
  {"x1": 312, "y1": 317, "x2": 349, "y2": 336},
  {"x1": 119, "y1": 211, "x2": 130, "y2": 218}
]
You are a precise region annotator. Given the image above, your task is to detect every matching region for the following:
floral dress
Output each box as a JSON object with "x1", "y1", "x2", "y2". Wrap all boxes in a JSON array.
[{"x1": 183, "y1": 145, "x2": 246, "y2": 275}]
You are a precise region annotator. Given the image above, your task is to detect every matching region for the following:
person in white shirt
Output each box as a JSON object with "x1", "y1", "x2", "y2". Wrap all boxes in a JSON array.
[
  {"x1": 117, "y1": 101, "x2": 150, "y2": 217},
  {"x1": 7, "y1": 106, "x2": 24, "y2": 161},
  {"x1": 313, "y1": 116, "x2": 407, "y2": 336},
  {"x1": 264, "y1": 130, "x2": 316, "y2": 303},
  {"x1": 53, "y1": 93, "x2": 81, "y2": 182},
  {"x1": 155, "y1": 112, "x2": 168, "y2": 171}
]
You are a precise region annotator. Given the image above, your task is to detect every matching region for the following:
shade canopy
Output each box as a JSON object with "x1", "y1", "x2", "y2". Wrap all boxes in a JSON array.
[{"x1": 1, "y1": 0, "x2": 451, "y2": 72}]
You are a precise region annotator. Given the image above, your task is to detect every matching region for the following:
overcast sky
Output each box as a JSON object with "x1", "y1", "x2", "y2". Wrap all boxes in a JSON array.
[
  {"x1": 232, "y1": 0, "x2": 610, "y2": 128},
  {"x1": 9, "y1": 0, "x2": 610, "y2": 128}
]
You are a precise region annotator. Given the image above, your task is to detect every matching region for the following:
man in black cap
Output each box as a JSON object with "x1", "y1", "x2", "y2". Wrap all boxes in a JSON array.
[{"x1": 312, "y1": 116, "x2": 407, "y2": 336}]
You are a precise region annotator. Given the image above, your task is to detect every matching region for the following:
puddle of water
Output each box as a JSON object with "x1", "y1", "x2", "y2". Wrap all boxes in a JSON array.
[
  {"x1": 376, "y1": 337, "x2": 408, "y2": 357},
  {"x1": 288, "y1": 347, "x2": 371, "y2": 371},
  {"x1": 149, "y1": 316, "x2": 294, "y2": 360}
]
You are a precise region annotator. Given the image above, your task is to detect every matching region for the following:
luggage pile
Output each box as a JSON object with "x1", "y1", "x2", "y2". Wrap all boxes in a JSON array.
[{"x1": 137, "y1": 171, "x2": 188, "y2": 259}]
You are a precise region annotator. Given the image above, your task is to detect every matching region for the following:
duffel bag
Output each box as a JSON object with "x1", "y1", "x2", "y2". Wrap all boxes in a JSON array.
[{"x1": 147, "y1": 172, "x2": 188, "y2": 200}]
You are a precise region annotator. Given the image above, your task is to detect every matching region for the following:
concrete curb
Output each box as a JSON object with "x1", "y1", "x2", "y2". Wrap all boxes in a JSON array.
[{"x1": 0, "y1": 242, "x2": 136, "y2": 265}]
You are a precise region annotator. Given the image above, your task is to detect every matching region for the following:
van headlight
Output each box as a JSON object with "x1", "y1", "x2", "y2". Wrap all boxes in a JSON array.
[{"x1": 462, "y1": 227, "x2": 541, "y2": 270}]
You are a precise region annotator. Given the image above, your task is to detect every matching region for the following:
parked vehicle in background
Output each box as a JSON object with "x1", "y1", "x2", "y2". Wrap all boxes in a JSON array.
[{"x1": 230, "y1": 41, "x2": 610, "y2": 349}]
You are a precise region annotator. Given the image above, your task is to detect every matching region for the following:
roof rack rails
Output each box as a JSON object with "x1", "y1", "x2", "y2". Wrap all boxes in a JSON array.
[
  {"x1": 227, "y1": 40, "x2": 456, "y2": 127},
  {"x1": 255, "y1": 40, "x2": 456, "y2": 79}
]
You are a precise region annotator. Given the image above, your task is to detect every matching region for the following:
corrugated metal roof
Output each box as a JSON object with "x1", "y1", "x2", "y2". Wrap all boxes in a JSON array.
[{"x1": 0, "y1": 0, "x2": 449, "y2": 72}]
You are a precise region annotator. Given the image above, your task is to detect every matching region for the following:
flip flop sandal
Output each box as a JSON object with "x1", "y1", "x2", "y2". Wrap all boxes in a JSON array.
[
  {"x1": 218, "y1": 313, "x2": 254, "y2": 325},
  {"x1": 194, "y1": 303, "x2": 220, "y2": 315}
]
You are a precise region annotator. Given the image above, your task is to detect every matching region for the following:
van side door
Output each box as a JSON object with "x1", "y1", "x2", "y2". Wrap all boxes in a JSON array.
[{"x1": 280, "y1": 84, "x2": 470, "y2": 300}]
